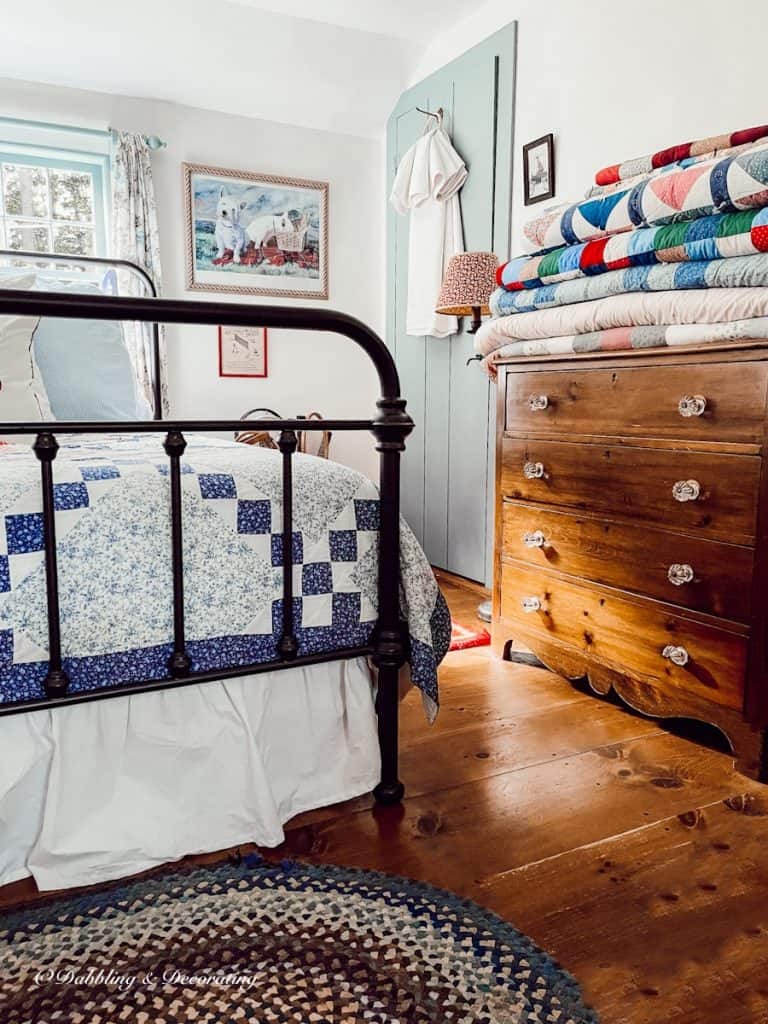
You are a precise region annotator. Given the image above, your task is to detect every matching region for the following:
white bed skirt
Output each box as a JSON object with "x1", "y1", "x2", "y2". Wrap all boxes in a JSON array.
[{"x1": 0, "y1": 658, "x2": 379, "y2": 891}]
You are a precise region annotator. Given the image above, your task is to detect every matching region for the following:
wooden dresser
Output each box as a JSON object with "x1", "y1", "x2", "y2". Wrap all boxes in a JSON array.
[{"x1": 493, "y1": 342, "x2": 768, "y2": 779}]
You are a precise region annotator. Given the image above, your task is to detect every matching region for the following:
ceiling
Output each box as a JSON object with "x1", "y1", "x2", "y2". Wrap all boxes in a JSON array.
[
  {"x1": 226, "y1": 0, "x2": 472, "y2": 42},
  {"x1": 0, "y1": 0, "x2": 472, "y2": 137}
]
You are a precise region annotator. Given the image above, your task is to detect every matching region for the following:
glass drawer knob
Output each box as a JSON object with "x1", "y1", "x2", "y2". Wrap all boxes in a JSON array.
[
  {"x1": 668, "y1": 563, "x2": 695, "y2": 586},
  {"x1": 523, "y1": 530, "x2": 546, "y2": 548},
  {"x1": 672, "y1": 479, "x2": 701, "y2": 502},
  {"x1": 678, "y1": 395, "x2": 707, "y2": 418},
  {"x1": 662, "y1": 644, "x2": 689, "y2": 667},
  {"x1": 521, "y1": 596, "x2": 541, "y2": 612},
  {"x1": 523, "y1": 461, "x2": 545, "y2": 480},
  {"x1": 528, "y1": 394, "x2": 549, "y2": 411}
]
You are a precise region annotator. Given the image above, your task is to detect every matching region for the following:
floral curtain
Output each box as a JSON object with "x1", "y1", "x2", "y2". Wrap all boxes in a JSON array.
[{"x1": 110, "y1": 130, "x2": 169, "y2": 415}]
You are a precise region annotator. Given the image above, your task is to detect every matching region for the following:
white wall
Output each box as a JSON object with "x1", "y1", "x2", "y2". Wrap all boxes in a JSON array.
[
  {"x1": 0, "y1": 77, "x2": 385, "y2": 477},
  {"x1": 6, "y1": 0, "x2": 763, "y2": 473},
  {"x1": 415, "y1": 0, "x2": 768, "y2": 253}
]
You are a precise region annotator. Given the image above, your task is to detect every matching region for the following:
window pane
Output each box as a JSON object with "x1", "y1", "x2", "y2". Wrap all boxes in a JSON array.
[
  {"x1": 53, "y1": 223, "x2": 95, "y2": 257},
  {"x1": 6, "y1": 220, "x2": 51, "y2": 252},
  {"x1": 2, "y1": 163, "x2": 49, "y2": 218},
  {"x1": 50, "y1": 169, "x2": 94, "y2": 223}
]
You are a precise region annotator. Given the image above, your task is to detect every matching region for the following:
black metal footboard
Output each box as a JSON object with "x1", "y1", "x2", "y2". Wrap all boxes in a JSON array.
[{"x1": 0, "y1": 286, "x2": 413, "y2": 806}]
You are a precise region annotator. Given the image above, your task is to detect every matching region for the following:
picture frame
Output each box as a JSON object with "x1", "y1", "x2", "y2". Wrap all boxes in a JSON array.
[
  {"x1": 218, "y1": 326, "x2": 268, "y2": 378},
  {"x1": 523, "y1": 134, "x2": 555, "y2": 206},
  {"x1": 183, "y1": 162, "x2": 329, "y2": 299}
]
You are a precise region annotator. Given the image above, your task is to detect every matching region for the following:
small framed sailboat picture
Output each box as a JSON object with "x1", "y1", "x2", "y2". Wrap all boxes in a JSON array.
[
  {"x1": 523, "y1": 133, "x2": 555, "y2": 205},
  {"x1": 218, "y1": 326, "x2": 268, "y2": 378}
]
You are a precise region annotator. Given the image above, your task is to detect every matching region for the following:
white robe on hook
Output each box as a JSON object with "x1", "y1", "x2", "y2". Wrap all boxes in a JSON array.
[{"x1": 390, "y1": 121, "x2": 467, "y2": 338}]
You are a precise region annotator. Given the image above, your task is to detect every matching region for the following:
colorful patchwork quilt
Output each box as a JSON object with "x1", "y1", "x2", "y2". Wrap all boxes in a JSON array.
[
  {"x1": 523, "y1": 141, "x2": 768, "y2": 251},
  {"x1": 584, "y1": 139, "x2": 763, "y2": 200},
  {"x1": 490, "y1": 252, "x2": 768, "y2": 318},
  {"x1": 594, "y1": 123, "x2": 768, "y2": 187},
  {"x1": 499, "y1": 210, "x2": 768, "y2": 292},
  {"x1": 0, "y1": 435, "x2": 449, "y2": 716},
  {"x1": 475, "y1": 288, "x2": 768, "y2": 357},
  {"x1": 481, "y1": 317, "x2": 768, "y2": 367}
]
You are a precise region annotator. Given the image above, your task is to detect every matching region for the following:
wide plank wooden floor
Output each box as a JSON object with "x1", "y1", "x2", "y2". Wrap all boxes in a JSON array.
[{"x1": 2, "y1": 577, "x2": 767, "y2": 1023}]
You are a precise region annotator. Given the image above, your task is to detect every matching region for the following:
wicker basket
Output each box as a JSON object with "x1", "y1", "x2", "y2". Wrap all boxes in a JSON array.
[
  {"x1": 299, "y1": 411, "x2": 332, "y2": 459},
  {"x1": 235, "y1": 407, "x2": 332, "y2": 460},
  {"x1": 275, "y1": 214, "x2": 308, "y2": 253},
  {"x1": 235, "y1": 407, "x2": 281, "y2": 449}
]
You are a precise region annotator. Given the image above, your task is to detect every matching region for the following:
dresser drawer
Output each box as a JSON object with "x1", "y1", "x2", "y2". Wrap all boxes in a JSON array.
[
  {"x1": 500, "y1": 438, "x2": 760, "y2": 545},
  {"x1": 500, "y1": 563, "x2": 746, "y2": 710},
  {"x1": 501, "y1": 503, "x2": 754, "y2": 623},
  {"x1": 504, "y1": 361, "x2": 768, "y2": 443}
]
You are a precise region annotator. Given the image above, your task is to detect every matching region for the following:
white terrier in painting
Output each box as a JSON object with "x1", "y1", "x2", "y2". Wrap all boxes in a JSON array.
[
  {"x1": 215, "y1": 188, "x2": 248, "y2": 263},
  {"x1": 246, "y1": 211, "x2": 296, "y2": 250}
]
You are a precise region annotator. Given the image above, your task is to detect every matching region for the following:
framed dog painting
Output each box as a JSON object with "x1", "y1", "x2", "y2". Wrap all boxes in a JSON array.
[{"x1": 183, "y1": 162, "x2": 329, "y2": 299}]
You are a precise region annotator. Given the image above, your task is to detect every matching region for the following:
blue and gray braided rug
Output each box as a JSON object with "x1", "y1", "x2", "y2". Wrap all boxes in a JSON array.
[{"x1": 0, "y1": 856, "x2": 598, "y2": 1023}]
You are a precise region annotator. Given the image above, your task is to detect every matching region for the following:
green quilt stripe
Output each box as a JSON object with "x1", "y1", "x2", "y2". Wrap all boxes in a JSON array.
[
  {"x1": 716, "y1": 210, "x2": 756, "y2": 237},
  {"x1": 537, "y1": 250, "x2": 561, "y2": 278},
  {"x1": 654, "y1": 222, "x2": 690, "y2": 249}
]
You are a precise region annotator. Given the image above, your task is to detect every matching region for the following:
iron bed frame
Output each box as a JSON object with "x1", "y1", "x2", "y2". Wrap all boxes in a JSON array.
[{"x1": 0, "y1": 255, "x2": 413, "y2": 806}]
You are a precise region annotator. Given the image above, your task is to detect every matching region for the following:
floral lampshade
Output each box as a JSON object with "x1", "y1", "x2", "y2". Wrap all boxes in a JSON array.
[{"x1": 435, "y1": 251, "x2": 500, "y2": 332}]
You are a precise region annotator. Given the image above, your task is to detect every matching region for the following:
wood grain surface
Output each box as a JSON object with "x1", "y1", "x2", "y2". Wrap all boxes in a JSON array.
[
  {"x1": 501, "y1": 501, "x2": 755, "y2": 622},
  {"x1": 501, "y1": 437, "x2": 761, "y2": 546},
  {"x1": 500, "y1": 561, "x2": 747, "y2": 711},
  {"x1": 2, "y1": 581, "x2": 766, "y2": 1023},
  {"x1": 504, "y1": 359, "x2": 768, "y2": 444}
]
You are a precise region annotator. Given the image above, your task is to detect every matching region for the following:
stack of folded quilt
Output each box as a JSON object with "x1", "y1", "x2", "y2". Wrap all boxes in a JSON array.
[{"x1": 475, "y1": 124, "x2": 768, "y2": 369}]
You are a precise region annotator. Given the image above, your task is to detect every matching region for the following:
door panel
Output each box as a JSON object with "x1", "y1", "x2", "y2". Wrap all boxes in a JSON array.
[
  {"x1": 387, "y1": 25, "x2": 517, "y2": 583},
  {"x1": 424, "y1": 336, "x2": 450, "y2": 567},
  {"x1": 446, "y1": 46, "x2": 499, "y2": 580},
  {"x1": 422, "y1": 85, "x2": 454, "y2": 570},
  {"x1": 389, "y1": 104, "x2": 428, "y2": 542}
]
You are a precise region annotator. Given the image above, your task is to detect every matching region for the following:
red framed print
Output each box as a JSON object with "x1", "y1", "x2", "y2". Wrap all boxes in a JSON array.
[{"x1": 218, "y1": 326, "x2": 268, "y2": 378}]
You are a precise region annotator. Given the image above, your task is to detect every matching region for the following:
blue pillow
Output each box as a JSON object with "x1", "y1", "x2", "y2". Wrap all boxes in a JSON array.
[{"x1": 31, "y1": 281, "x2": 151, "y2": 422}]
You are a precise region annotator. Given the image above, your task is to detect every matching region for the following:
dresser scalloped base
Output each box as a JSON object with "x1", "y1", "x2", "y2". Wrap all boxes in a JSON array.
[{"x1": 501, "y1": 634, "x2": 767, "y2": 782}]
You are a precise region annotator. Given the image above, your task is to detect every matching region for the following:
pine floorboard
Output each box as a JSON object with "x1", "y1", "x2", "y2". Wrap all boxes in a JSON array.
[{"x1": 2, "y1": 578, "x2": 767, "y2": 1022}]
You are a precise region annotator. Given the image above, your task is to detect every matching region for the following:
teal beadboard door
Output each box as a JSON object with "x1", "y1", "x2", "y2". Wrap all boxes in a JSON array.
[{"x1": 386, "y1": 24, "x2": 516, "y2": 584}]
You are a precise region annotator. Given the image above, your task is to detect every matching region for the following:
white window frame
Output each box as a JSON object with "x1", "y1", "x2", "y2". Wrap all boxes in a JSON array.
[{"x1": 0, "y1": 141, "x2": 110, "y2": 259}]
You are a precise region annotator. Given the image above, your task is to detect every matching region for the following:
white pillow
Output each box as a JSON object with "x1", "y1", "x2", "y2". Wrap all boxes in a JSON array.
[
  {"x1": 32, "y1": 278, "x2": 151, "y2": 422},
  {"x1": 0, "y1": 273, "x2": 51, "y2": 443}
]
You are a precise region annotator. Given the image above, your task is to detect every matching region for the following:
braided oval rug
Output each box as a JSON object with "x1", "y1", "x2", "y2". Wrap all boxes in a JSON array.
[{"x1": 0, "y1": 857, "x2": 598, "y2": 1023}]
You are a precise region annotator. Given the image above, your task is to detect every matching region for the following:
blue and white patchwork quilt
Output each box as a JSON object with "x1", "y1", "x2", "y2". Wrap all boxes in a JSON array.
[{"x1": 0, "y1": 435, "x2": 449, "y2": 716}]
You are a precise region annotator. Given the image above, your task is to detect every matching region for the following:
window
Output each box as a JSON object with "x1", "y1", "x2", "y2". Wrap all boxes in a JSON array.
[{"x1": 0, "y1": 148, "x2": 108, "y2": 259}]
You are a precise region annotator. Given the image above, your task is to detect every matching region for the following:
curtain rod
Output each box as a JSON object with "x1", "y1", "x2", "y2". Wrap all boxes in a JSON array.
[{"x1": 0, "y1": 115, "x2": 167, "y2": 150}]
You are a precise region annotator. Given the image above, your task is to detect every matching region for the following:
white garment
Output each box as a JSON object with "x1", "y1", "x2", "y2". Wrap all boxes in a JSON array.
[
  {"x1": 0, "y1": 659, "x2": 379, "y2": 891},
  {"x1": 390, "y1": 123, "x2": 467, "y2": 338}
]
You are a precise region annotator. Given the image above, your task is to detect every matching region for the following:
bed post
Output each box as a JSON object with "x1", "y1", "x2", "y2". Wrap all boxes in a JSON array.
[
  {"x1": 33, "y1": 431, "x2": 70, "y2": 698},
  {"x1": 164, "y1": 430, "x2": 192, "y2": 677},
  {"x1": 277, "y1": 429, "x2": 299, "y2": 660},
  {"x1": 371, "y1": 397, "x2": 413, "y2": 806}
]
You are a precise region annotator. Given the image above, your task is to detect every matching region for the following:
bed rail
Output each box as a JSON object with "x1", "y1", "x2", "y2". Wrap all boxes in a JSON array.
[{"x1": 0, "y1": 287, "x2": 413, "y2": 806}]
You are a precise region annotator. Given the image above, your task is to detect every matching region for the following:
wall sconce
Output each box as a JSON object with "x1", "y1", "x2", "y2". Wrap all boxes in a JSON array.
[{"x1": 435, "y1": 251, "x2": 499, "y2": 334}]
